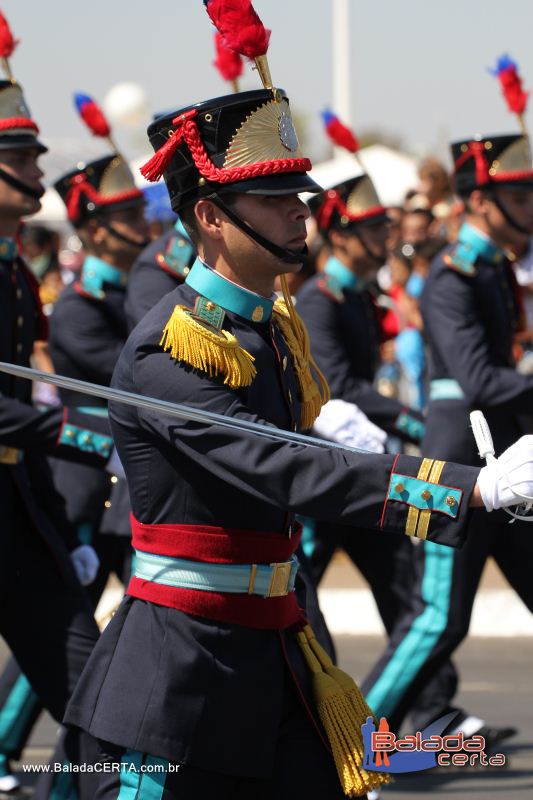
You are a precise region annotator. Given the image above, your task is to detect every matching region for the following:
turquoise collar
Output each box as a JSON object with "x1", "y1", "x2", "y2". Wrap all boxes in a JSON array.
[
  {"x1": 80, "y1": 256, "x2": 128, "y2": 298},
  {"x1": 185, "y1": 258, "x2": 274, "y2": 322},
  {"x1": 0, "y1": 237, "x2": 16, "y2": 262},
  {"x1": 324, "y1": 256, "x2": 366, "y2": 292},
  {"x1": 456, "y1": 223, "x2": 506, "y2": 267}
]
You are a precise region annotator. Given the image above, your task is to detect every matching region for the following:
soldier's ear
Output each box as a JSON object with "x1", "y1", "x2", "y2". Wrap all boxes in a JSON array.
[
  {"x1": 468, "y1": 190, "x2": 490, "y2": 215},
  {"x1": 195, "y1": 199, "x2": 224, "y2": 241}
]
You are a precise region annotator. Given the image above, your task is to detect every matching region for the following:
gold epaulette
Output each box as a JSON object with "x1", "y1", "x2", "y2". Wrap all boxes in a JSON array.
[{"x1": 160, "y1": 297, "x2": 256, "y2": 389}]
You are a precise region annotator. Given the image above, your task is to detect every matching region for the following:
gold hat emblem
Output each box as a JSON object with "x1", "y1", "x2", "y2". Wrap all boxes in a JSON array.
[
  {"x1": 223, "y1": 99, "x2": 303, "y2": 169},
  {"x1": 99, "y1": 155, "x2": 138, "y2": 197}
]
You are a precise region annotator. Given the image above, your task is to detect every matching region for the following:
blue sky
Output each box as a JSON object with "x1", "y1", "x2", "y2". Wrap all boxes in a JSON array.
[{"x1": 5, "y1": 0, "x2": 533, "y2": 169}]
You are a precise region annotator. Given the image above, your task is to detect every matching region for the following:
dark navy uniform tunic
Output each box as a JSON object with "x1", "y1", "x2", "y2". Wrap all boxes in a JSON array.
[
  {"x1": 49, "y1": 256, "x2": 130, "y2": 540},
  {"x1": 297, "y1": 256, "x2": 424, "y2": 441},
  {"x1": 362, "y1": 222, "x2": 533, "y2": 731},
  {"x1": 0, "y1": 250, "x2": 115, "y2": 567},
  {"x1": 66, "y1": 258, "x2": 478, "y2": 778},
  {"x1": 125, "y1": 220, "x2": 195, "y2": 331},
  {"x1": 0, "y1": 242, "x2": 115, "y2": 798}
]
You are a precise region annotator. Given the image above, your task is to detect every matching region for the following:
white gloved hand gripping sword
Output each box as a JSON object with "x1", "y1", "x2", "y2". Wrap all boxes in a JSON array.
[{"x1": 471, "y1": 410, "x2": 533, "y2": 521}]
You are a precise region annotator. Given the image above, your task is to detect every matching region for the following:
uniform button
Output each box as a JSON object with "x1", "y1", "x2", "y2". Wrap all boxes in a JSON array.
[
  {"x1": 16, "y1": 343, "x2": 22, "y2": 353},
  {"x1": 104, "y1": 500, "x2": 112, "y2": 509},
  {"x1": 421, "y1": 489, "x2": 432, "y2": 501},
  {"x1": 395, "y1": 483, "x2": 405, "y2": 494},
  {"x1": 16, "y1": 289, "x2": 22, "y2": 300},
  {"x1": 110, "y1": 475, "x2": 118, "y2": 484},
  {"x1": 17, "y1": 316, "x2": 23, "y2": 327},
  {"x1": 446, "y1": 496, "x2": 457, "y2": 507},
  {"x1": 282, "y1": 356, "x2": 288, "y2": 371},
  {"x1": 65, "y1": 429, "x2": 75, "y2": 439},
  {"x1": 205, "y1": 301, "x2": 215, "y2": 311}
]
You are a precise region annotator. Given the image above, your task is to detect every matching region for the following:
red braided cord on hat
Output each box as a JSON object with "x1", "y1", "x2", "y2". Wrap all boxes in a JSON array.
[
  {"x1": 64, "y1": 173, "x2": 143, "y2": 222},
  {"x1": 141, "y1": 108, "x2": 311, "y2": 183},
  {"x1": 454, "y1": 141, "x2": 490, "y2": 186},
  {"x1": 315, "y1": 188, "x2": 385, "y2": 231},
  {"x1": 0, "y1": 117, "x2": 39, "y2": 132}
]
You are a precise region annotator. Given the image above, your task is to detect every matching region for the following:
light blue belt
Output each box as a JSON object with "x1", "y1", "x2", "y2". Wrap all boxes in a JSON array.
[
  {"x1": 429, "y1": 379, "x2": 465, "y2": 401},
  {"x1": 134, "y1": 549, "x2": 299, "y2": 598}
]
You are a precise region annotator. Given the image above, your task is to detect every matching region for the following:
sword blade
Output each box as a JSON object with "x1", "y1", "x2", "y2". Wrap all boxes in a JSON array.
[{"x1": 0, "y1": 361, "x2": 369, "y2": 455}]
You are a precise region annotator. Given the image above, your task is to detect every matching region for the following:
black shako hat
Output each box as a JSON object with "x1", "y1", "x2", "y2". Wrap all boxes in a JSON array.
[
  {"x1": 308, "y1": 174, "x2": 388, "y2": 236},
  {"x1": 0, "y1": 81, "x2": 47, "y2": 154},
  {"x1": 451, "y1": 133, "x2": 533, "y2": 196},
  {"x1": 141, "y1": 89, "x2": 321, "y2": 212},
  {"x1": 54, "y1": 154, "x2": 145, "y2": 228}
]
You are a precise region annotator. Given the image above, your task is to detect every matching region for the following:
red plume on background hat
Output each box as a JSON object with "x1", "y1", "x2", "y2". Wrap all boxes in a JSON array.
[
  {"x1": 312, "y1": 108, "x2": 386, "y2": 233},
  {"x1": 0, "y1": 10, "x2": 18, "y2": 81},
  {"x1": 489, "y1": 54, "x2": 529, "y2": 134},
  {"x1": 53, "y1": 90, "x2": 143, "y2": 224},
  {"x1": 213, "y1": 32, "x2": 243, "y2": 92}
]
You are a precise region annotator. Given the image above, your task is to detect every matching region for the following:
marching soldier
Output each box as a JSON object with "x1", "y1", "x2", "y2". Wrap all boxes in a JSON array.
[
  {"x1": 362, "y1": 130, "x2": 533, "y2": 744},
  {"x1": 61, "y1": 16, "x2": 533, "y2": 794},
  {"x1": 296, "y1": 170, "x2": 462, "y2": 743},
  {"x1": 297, "y1": 173, "x2": 425, "y2": 586},
  {"x1": 0, "y1": 22, "x2": 122, "y2": 798},
  {"x1": 0, "y1": 105, "x2": 150, "y2": 794}
]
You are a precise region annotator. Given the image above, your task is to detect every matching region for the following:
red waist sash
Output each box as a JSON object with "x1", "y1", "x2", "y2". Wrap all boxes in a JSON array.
[{"x1": 127, "y1": 515, "x2": 304, "y2": 630}]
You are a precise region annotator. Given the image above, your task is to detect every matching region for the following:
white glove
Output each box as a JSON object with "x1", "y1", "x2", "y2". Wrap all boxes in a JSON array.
[
  {"x1": 71, "y1": 544, "x2": 100, "y2": 586},
  {"x1": 105, "y1": 447, "x2": 125, "y2": 480},
  {"x1": 312, "y1": 399, "x2": 387, "y2": 454},
  {"x1": 477, "y1": 435, "x2": 533, "y2": 511}
]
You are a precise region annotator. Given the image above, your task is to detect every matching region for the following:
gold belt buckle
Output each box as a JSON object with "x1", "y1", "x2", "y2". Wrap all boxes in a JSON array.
[
  {"x1": 0, "y1": 446, "x2": 22, "y2": 465},
  {"x1": 266, "y1": 561, "x2": 292, "y2": 598}
]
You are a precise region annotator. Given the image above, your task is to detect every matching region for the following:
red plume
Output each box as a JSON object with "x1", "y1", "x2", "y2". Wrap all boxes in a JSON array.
[
  {"x1": 204, "y1": 0, "x2": 270, "y2": 60},
  {"x1": 490, "y1": 55, "x2": 529, "y2": 116},
  {"x1": 213, "y1": 32, "x2": 243, "y2": 82},
  {"x1": 321, "y1": 109, "x2": 360, "y2": 153},
  {"x1": 74, "y1": 93, "x2": 111, "y2": 139},
  {"x1": 0, "y1": 11, "x2": 18, "y2": 59}
]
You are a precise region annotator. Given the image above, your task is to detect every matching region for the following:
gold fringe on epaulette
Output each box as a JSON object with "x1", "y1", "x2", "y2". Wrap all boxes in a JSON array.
[
  {"x1": 160, "y1": 305, "x2": 256, "y2": 389},
  {"x1": 296, "y1": 625, "x2": 391, "y2": 797},
  {"x1": 274, "y1": 275, "x2": 330, "y2": 429}
]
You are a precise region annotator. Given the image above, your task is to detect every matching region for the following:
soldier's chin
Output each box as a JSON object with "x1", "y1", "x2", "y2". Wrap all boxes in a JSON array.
[{"x1": 22, "y1": 196, "x2": 42, "y2": 218}]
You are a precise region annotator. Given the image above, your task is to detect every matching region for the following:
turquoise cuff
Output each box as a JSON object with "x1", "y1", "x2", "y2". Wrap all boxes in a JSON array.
[
  {"x1": 388, "y1": 473, "x2": 462, "y2": 518},
  {"x1": 59, "y1": 423, "x2": 112, "y2": 458},
  {"x1": 396, "y1": 412, "x2": 425, "y2": 440},
  {"x1": 76, "y1": 406, "x2": 109, "y2": 417}
]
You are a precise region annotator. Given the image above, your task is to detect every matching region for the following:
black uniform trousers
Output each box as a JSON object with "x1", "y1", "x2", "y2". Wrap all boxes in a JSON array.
[{"x1": 0, "y1": 499, "x2": 100, "y2": 800}]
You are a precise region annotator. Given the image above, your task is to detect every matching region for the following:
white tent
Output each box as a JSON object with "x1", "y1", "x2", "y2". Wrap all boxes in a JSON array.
[{"x1": 308, "y1": 145, "x2": 419, "y2": 207}]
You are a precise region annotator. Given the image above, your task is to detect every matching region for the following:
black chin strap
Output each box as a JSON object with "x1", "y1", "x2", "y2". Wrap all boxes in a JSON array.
[
  {"x1": 210, "y1": 193, "x2": 307, "y2": 265},
  {"x1": 0, "y1": 166, "x2": 43, "y2": 200},
  {"x1": 352, "y1": 228, "x2": 385, "y2": 267},
  {"x1": 99, "y1": 220, "x2": 150, "y2": 250},
  {"x1": 490, "y1": 192, "x2": 533, "y2": 236}
]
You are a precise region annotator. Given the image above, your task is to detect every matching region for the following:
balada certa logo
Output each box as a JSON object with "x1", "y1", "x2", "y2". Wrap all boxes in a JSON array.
[{"x1": 362, "y1": 712, "x2": 506, "y2": 773}]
